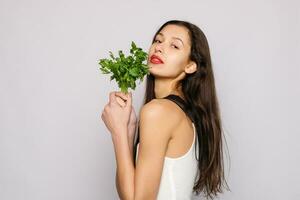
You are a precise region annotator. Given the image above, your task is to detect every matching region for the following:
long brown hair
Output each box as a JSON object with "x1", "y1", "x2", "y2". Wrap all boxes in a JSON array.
[{"x1": 133, "y1": 20, "x2": 230, "y2": 199}]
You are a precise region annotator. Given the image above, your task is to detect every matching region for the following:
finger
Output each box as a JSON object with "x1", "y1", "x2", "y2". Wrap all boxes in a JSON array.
[
  {"x1": 115, "y1": 92, "x2": 128, "y2": 101},
  {"x1": 116, "y1": 96, "x2": 126, "y2": 107},
  {"x1": 109, "y1": 91, "x2": 116, "y2": 103},
  {"x1": 132, "y1": 105, "x2": 136, "y2": 115},
  {"x1": 101, "y1": 111, "x2": 104, "y2": 120},
  {"x1": 109, "y1": 92, "x2": 122, "y2": 107},
  {"x1": 125, "y1": 92, "x2": 132, "y2": 109}
]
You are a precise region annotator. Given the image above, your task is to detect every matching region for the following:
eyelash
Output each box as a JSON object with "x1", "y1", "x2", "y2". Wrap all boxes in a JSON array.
[{"x1": 154, "y1": 39, "x2": 179, "y2": 49}]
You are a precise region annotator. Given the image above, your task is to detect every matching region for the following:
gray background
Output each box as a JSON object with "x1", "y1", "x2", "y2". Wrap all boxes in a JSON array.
[{"x1": 1, "y1": 0, "x2": 299, "y2": 199}]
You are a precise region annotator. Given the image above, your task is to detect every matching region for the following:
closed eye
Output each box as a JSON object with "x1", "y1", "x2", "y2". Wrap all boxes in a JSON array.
[
  {"x1": 154, "y1": 39, "x2": 179, "y2": 49},
  {"x1": 171, "y1": 44, "x2": 179, "y2": 49}
]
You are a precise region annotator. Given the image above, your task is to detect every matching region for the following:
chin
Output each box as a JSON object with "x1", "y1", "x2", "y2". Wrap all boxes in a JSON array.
[
  {"x1": 149, "y1": 70, "x2": 169, "y2": 79},
  {"x1": 149, "y1": 67, "x2": 158, "y2": 76},
  {"x1": 149, "y1": 63, "x2": 160, "y2": 70}
]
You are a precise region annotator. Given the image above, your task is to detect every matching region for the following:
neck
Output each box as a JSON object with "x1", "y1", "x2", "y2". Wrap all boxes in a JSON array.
[{"x1": 154, "y1": 77, "x2": 185, "y2": 100}]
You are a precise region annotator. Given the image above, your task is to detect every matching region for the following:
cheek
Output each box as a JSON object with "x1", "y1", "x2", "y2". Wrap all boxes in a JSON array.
[
  {"x1": 151, "y1": 57, "x2": 184, "y2": 77},
  {"x1": 168, "y1": 54, "x2": 186, "y2": 69}
]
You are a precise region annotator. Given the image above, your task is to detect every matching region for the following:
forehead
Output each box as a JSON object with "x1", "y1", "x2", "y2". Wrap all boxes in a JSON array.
[{"x1": 156, "y1": 24, "x2": 190, "y2": 45}]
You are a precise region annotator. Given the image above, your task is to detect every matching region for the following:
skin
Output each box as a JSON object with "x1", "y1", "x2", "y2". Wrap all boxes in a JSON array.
[{"x1": 101, "y1": 24, "x2": 197, "y2": 200}]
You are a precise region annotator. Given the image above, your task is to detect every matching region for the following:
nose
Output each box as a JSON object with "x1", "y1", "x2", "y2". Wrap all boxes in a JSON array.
[{"x1": 154, "y1": 42, "x2": 163, "y2": 53}]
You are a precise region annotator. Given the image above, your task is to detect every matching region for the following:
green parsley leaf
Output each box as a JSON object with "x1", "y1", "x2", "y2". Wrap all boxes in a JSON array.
[{"x1": 98, "y1": 41, "x2": 150, "y2": 93}]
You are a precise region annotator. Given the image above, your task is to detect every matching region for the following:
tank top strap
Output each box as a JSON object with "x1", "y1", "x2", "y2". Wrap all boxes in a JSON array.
[{"x1": 162, "y1": 94, "x2": 194, "y2": 123}]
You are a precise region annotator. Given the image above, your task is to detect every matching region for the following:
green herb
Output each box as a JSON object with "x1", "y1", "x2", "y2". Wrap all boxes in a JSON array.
[{"x1": 98, "y1": 41, "x2": 150, "y2": 93}]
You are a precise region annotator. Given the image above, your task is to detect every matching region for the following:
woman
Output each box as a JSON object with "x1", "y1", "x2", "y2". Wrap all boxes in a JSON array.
[{"x1": 101, "y1": 20, "x2": 229, "y2": 200}]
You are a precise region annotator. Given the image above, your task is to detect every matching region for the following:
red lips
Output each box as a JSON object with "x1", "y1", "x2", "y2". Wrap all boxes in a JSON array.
[{"x1": 150, "y1": 54, "x2": 164, "y2": 64}]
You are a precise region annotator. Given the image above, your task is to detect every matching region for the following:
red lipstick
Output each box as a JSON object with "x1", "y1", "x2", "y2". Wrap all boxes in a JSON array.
[{"x1": 150, "y1": 55, "x2": 164, "y2": 64}]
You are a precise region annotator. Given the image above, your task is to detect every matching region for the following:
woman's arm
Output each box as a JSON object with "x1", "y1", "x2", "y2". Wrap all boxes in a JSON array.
[
  {"x1": 133, "y1": 100, "x2": 177, "y2": 199},
  {"x1": 102, "y1": 92, "x2": 180, "y2": 199},
  {"x1": 115, "y1": 123, "x2": 136, "y2": 198},
  {"x1": 127, "y1": 119, "x2": 137, "y2": 163},
  {"x1": 112, "y1": 129, "x2": 135, "y2": 200},
  {"x1": 101, "y1": 92, "x2": 135, "y2": 199},
  {"x1": 113, "y1": 99, "x2": 180, "y2": 199}
]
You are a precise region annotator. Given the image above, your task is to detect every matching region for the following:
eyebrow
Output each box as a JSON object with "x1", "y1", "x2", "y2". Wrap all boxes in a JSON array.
[{"x1": 156, "y1": 32, "x2": 184, "y2": 46}]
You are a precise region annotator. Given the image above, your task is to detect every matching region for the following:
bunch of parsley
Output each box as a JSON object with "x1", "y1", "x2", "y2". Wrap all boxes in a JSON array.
[{"x1": 98, "y1": 41, "x2": 149, "y2": 93}]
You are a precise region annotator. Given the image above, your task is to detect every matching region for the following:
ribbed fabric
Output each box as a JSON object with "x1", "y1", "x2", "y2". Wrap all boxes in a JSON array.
[{"x1": 135, "y1": 122, "x2": 198, "y2": 199}]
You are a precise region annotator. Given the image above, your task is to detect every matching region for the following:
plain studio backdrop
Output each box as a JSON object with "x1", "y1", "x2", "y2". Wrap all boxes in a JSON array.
[{"x1": 0, "y1": 0, "x2": 299, "y2": 199}]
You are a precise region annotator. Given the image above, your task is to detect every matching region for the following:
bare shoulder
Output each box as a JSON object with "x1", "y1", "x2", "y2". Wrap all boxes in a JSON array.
[{"x1": 139, "y1": 98, "x2": 184, "y2": 134}]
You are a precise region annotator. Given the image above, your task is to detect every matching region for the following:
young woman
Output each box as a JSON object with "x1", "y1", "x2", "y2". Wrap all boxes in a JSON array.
[{"x1": 101, "y1": 20, "x2": 229, "y2": 200}]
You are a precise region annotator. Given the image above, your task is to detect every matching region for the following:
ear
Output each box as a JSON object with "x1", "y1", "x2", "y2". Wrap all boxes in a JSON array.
[{"x1": 184, "y1": 61, "x2": 197, "y2": 74}]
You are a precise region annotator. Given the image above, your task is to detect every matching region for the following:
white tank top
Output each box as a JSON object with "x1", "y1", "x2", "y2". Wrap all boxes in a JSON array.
[{"x1": 135, "y1": 122, "x2": 199, "y2": 199}]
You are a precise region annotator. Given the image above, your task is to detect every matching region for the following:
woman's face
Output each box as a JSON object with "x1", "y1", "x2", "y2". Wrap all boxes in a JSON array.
[{"x1": 147, "y1": 24, "x2": 192, "y2": 79}]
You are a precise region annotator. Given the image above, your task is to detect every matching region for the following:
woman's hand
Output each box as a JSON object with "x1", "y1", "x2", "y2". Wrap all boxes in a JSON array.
[
  {"x1": 101, "y1": 91, "x2": 132, "y2": 138},
  {"x1": 127, "y1": 104, "x2": 137, "y2": 142},
  {"x1": 127, "y1": 99, "x2": 137, "y2": 127},
  {"x1": 115, "y1": 92, "x2": 138, "y2": 141}
]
